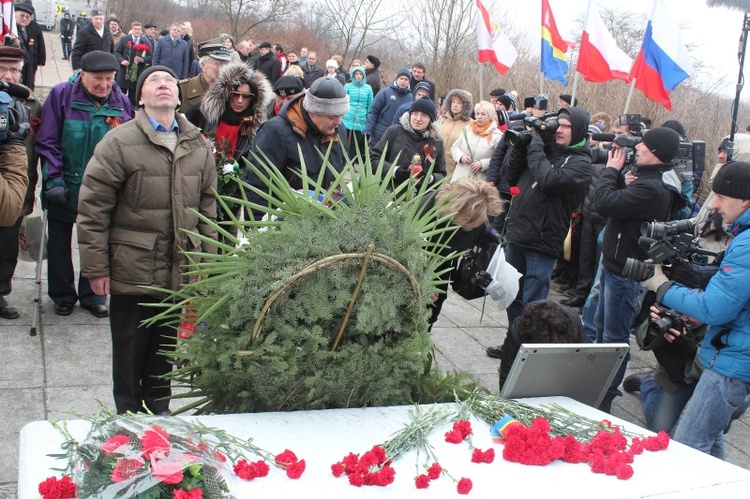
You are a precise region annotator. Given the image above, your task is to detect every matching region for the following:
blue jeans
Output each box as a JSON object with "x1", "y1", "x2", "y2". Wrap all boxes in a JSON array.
[
  {"x1": 593, "y1": 267, "x2": 642, "y2": 397},
  {"x1": 641, "y1": 376, "x2": 695, "y2": 433},
  {"x1": 674, "y1": 368, "x2": 750, "y2": 459},
  {"x1": 582, "y1": 259, "x2": 603, "y2": 342},
  {"x1": 504, "y1": 244, "x2": 557, "y2": 325}
]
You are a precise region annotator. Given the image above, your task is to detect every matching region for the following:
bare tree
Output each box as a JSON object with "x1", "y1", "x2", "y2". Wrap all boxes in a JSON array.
[
  {"x1": 316, "y1": 0, "x2": 403, "y2": 65},
  {"x1": 215, "y1": 0, "x2": 302, "y2": 41}
]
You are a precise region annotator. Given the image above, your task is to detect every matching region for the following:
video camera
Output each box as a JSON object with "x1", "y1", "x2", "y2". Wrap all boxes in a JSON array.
[
  {"x1": 590, "y1": 134, "x2": 642, "y2": 165},
  {"x1": 505, "y1": 112, "x2": 559, "y2": 148},
  {"x1": 671, "y1": 140, "x2": 706, "y2": 186},
  {"x1": 616, "y1": 113, "x2": 645, "y2": 137}
]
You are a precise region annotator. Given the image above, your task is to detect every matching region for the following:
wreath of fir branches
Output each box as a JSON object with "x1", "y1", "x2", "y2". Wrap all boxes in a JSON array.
[{"x1": 146, "y1": 146, "x2": 481, "y2": 414}]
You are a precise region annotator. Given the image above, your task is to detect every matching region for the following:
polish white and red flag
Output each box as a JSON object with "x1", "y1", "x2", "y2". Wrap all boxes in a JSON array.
[
  {"x1": 476, "y1": 0, "x2": 517, "y2": 75},
  {"x1": 577, "y1": 0, "x2": 632, "y2": 82}
]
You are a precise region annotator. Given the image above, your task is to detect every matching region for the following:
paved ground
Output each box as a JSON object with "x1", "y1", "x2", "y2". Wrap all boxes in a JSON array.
[{"x1": 1, "y1": 30, "x2": 749, "y2": 498}]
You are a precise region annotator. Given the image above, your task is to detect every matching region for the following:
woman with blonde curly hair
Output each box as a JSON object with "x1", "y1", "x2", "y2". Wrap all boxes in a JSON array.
[
  {"x1": 450, "y1": 100, "x2": 503, "y2": 183},
  {"x1": 424, "y1": 176, "x2": 503, "y2": 327}
]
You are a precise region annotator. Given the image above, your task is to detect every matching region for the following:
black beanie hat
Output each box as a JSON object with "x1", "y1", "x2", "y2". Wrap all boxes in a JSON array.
[
  {"x1": 366, "y1": 55, "x2": 381, "y2": 68},
  {"x1": 497, "y1": 95, "x2": 513, "y2": 110},
  {"x1": 135, "y1": 65, "x2": 181, "y2": 108},
  {"x1": 661, "y1": 119, "x2": 686, "y2": 139},
  {"x1": 712, "y1": 161, "x2": 750, "y2": 200},
  {"x1": 641, "y1": 127, "x2": 681, "y2": 163},
  {"x1": 410, "y1": 97, "x2": 437, "y2": 122},
  {"x1": 490, "y1": 87, "x2": 506, "y2": 97}
]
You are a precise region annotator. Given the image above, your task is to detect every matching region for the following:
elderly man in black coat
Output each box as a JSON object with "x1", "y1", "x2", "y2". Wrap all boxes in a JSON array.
[{"x1": 71, "y1": 9, "x2": 113, "y2": 70}]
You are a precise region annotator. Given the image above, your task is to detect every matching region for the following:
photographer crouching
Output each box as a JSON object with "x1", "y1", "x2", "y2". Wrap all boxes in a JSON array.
[{"x1": 642, "y1": 161, "x2": 750, "y2": 458}]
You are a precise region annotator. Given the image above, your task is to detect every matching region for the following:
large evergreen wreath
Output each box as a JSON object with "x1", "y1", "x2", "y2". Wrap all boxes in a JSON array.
[{"x1": 150, "y1": 153, "x2": 478, "y2": 414}]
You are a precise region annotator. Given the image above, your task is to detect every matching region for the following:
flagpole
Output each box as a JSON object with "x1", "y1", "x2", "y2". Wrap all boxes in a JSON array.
[
  {"x1": 570, "y1": 73, "x2": 579, "y2": 107},
  {"x1": 539, "y1": 72, "x2": 544, "y2": 95},
  {"x1": 570, "y1": 0, "x2": 591, "y2": 109},
  {"x1": 623, "y1": 78, "x2": 636, "y2": 114},
  {"x1": 479, "y1": 63, "x2": 484, "y2": 101}
]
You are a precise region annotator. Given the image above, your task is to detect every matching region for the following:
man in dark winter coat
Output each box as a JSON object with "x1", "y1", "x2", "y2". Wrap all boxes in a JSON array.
[
  {"x1": 252, "y1": 41, "x2": 281, "y2": 85},
  {"x1": 409, "y1": 62, "x2": 436, "y2": 102},
  {"x1": 302, "y1": 51, "x2": 325, "y2": 88},
  {"x1": 501, "y1": 107, "x2": 593, "y2": 327},
  {"x1": 71, "y1": 9, "x2": 112, "y2": 71},
  {"x1": 365, "y1": 69, "x2": 412, "y2": 148},
  {"x1": 243, "y1": 77, "x2": 349, "y2": 220},
  {"x1": 364, "y1": 55, "x2": 382, "y2": 96},
  {"x1": 115, "y1": 22, "x2": 154, "y2": 107},
  {"x1": 14, "y1": 2, "x2": 46, "y2": 90},
  {"x1": 591, "y1": 126, "x2": 686, "y2": 412},
  {"x1": 59, "y1": 12, "x2": 75, "y2": 60},
  {"x1": 152, "y1": 23, "x2": 190, "y2": 79}
]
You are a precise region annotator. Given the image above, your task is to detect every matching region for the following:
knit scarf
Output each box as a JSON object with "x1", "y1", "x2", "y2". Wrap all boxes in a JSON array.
[{"x1": 471, "y1": 120, "x2": 493, "y2": 137}]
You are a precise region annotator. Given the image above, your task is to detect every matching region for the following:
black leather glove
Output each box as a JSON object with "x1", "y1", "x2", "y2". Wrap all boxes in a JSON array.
[
  {"x1": 471, "y1": 270, "x2": 493, "y2": 289},
  {"x1": 45, "y1": 185, "x2": 67, "y2": 206}
]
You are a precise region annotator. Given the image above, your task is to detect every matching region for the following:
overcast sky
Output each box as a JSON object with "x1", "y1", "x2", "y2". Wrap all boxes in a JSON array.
[{"x1": 499, "y1": 0, "x2": 748, "y2": 99}]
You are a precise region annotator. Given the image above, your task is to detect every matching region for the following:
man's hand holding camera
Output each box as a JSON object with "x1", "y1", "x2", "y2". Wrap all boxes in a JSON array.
[
  {"x1": 649, "y1": 306, "x2": 699, "y2": 359},
  {"x1": 641, "y1": 262, "x2": 670, "y2": 293},
  {"x1": 606, "y1": 147, "x2": 626, "y2": 172}
]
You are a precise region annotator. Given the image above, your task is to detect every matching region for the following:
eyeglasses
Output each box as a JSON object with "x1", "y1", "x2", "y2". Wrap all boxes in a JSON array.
[
  {"x1": 558, "y1": 123, "x2": 572, "y2": 130},
  {"x1": 145, "y1": 74, "x2": 178, "y2": 85},
  {"x1": 16, "y1": 13, "x2": 31, "y2": 19},
  {"x1": 230, "y1": 91, "x2": 253, "y2": 99},
  {"x1": 0, "y1": 65, "x2": 21, "y2": 75}
]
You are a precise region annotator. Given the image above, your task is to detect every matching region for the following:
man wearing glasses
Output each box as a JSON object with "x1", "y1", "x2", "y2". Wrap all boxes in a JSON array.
[
  {"x1": 14, "y1": 2, "x2": 46, "y2": 90},
  {"x1": 77, "y1": 66, "x2": 216, "y2": 415}
]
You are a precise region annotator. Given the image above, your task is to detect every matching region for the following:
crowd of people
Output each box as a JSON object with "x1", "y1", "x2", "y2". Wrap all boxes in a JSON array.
[{"x1": 0, "y1": 3, "x2": 749, "y2": 466}]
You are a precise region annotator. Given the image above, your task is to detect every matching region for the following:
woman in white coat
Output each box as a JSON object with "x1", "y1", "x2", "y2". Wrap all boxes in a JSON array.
[{"x1": 450, "y1": 100, "x2": 503, "y2": 182}]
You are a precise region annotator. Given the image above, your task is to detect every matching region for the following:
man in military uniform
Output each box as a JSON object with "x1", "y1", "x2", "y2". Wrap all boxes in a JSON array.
[{"x1": 178, "y1": 40, "x2": 231, "y2": 113}]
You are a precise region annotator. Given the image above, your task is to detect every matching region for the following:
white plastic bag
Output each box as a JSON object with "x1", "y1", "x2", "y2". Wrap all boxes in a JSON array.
[{"x1": 484, "y1": 245, "x2": 522, "y2": 311}]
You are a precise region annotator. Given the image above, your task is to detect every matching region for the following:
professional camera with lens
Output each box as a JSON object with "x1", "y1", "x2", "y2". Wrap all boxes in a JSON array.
[
  {"x1": 590, "y1": 134, "x2": 641, "y2": 165},
  {"x1": 506, "y1": 112, "x2": 559, "y2": 148},
  {"x1": 646, "y1": 305, "x2": 686, "y2": 342},
  {"x1": 616, "y1": 113, "x2": 645, "y2": 137},
  {"x1": 623, "y1": 220, "x2": 720, "y2": 289}
]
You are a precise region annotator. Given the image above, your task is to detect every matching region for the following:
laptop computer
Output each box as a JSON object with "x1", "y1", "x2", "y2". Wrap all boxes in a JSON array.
[{"x1": 499, "y1": 343, "x2": 629, "y2": 408}]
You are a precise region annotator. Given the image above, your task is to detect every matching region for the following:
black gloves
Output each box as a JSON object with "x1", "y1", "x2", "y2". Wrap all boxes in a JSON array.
[
  {"x1": 471, "y1": 270, "x2": 493, "y2": 289},
  {"x1": 667, "y1": 329, "x2": 698, "y2": 359},
  {"x1": 45, "y1": 185, "x2": 67, "y2": 206}
]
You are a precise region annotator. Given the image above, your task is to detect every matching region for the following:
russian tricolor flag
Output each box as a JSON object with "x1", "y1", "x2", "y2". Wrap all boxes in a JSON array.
[
  {"x1": 629, "y1": 0, "x2": 693, "y2": 110},
  {"x1": 541, "y1": 0, "x2": 574, "y2": 86}
]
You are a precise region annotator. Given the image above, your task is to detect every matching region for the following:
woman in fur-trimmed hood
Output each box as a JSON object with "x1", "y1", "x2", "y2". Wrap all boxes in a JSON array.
[
  {"x1": 438, "y1": 88, "x2": 473, "y2": 175},
  {"x1": 185, "y1": 62, "x2": 273, "y2": 158}
]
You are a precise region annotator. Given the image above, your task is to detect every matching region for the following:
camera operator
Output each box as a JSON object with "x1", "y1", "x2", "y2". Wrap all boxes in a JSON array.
[
  {"x1": 497, "y1": 106, "x2": 592, "y2": 327},
  {"x1": 642, "y1": 160, "x2": 750, "y2": 458},
  {"x1": 591, "y1": 126, "x2": 685, "y2": 412}
]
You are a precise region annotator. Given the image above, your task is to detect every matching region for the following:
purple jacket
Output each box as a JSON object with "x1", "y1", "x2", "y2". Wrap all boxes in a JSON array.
[{"x1": 36, "y1": 72, "x2": 134, "y2": 222}]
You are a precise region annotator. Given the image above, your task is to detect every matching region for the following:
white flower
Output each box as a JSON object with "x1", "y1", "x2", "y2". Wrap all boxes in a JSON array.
[{"x1": 222, "y1": 163, "x2": 236, "y2": 175}]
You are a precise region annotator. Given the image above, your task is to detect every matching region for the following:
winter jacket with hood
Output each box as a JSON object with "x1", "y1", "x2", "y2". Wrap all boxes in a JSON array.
[
  {"x1": 594, "y1": 159, "x2": 685, "y2": 275},
  {"x1": 505, "y1": 107, "x2": 593, "y2": 257},
  {"x1": 659, "y1": 207, "x2": 750, "y2": 384},
  {"x1": 37, "y1": 71, "x2": 134, "y2": 223},
  {"x1": 437, "y1": 89, "x2": 473, "y2": 175},
  {"x1": 342, "y1": 66, "x2": 373, "y2": 132},
  {"x1": 76, "y1": 109, "x2": 217, "y2": 297},
  {"x1": 185, "y1": 62, "x2": 273, "y2": 159},
  {"x1": 365, "y1": 80, "x2": 413, "y2": 146},
  {"x1": 370, "y1": 111, "x2": 446, "y2": 188}
]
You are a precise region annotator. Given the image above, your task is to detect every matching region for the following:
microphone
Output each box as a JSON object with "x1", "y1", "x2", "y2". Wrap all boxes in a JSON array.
[
  {"x1": 0, "y1": 81, "x2": 30, "y2": 100},
  {"x1": 591, "y1": 133, "x2": 616, "y2": 142}
]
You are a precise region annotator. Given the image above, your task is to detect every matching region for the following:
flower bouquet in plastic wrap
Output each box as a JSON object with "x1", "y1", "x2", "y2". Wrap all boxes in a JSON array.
[{"x1": 68, "y1": 415, "x2": 234, "y2": 498}]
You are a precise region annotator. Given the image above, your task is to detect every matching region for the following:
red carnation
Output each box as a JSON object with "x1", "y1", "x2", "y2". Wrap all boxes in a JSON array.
[
  {"x1": 453, "y1": 420, "x2": 472, "y2": 438},
  {"x1": 427, "y1": 462, "x2": 442, "y2": 480},
  {"x1": 275, "y1": 449, "x2": 298, "y2": 465},
  {"x1": 133, "y1": 43, "x2": 150, "y2": 52},
  {"x1": 38, "y1": 475, "x2": 77, "y2": 499},
  {"x1": 509, "y1": 186, "x2": 520, "y2": 197},
  {"x1": 616, "y1": 464, "x2": 634, "y2": 480},
  {"x1": 415, "y1": 474, "x2": 430, "y2": 489},
  {"x1": 331, "y1": 462, "x2": 345, "y2": 477},
  {"x1": 444, "y1": 429, "x2": 464, "y2": 444},
  {"x1": 457, "y1": 477, "x2": 473, "y2": 494},
  {"x1": 286, "y1": 459, "x2": 306, "y2": 479}
]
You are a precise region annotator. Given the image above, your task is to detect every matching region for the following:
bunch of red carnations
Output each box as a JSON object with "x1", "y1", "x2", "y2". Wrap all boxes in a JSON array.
[
  {"x1": 331, "y1": 445, "x2": 396, "y2": 487},
  {"x1": 500, "y1": 417, "x2": 670, "y2": 480}
]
